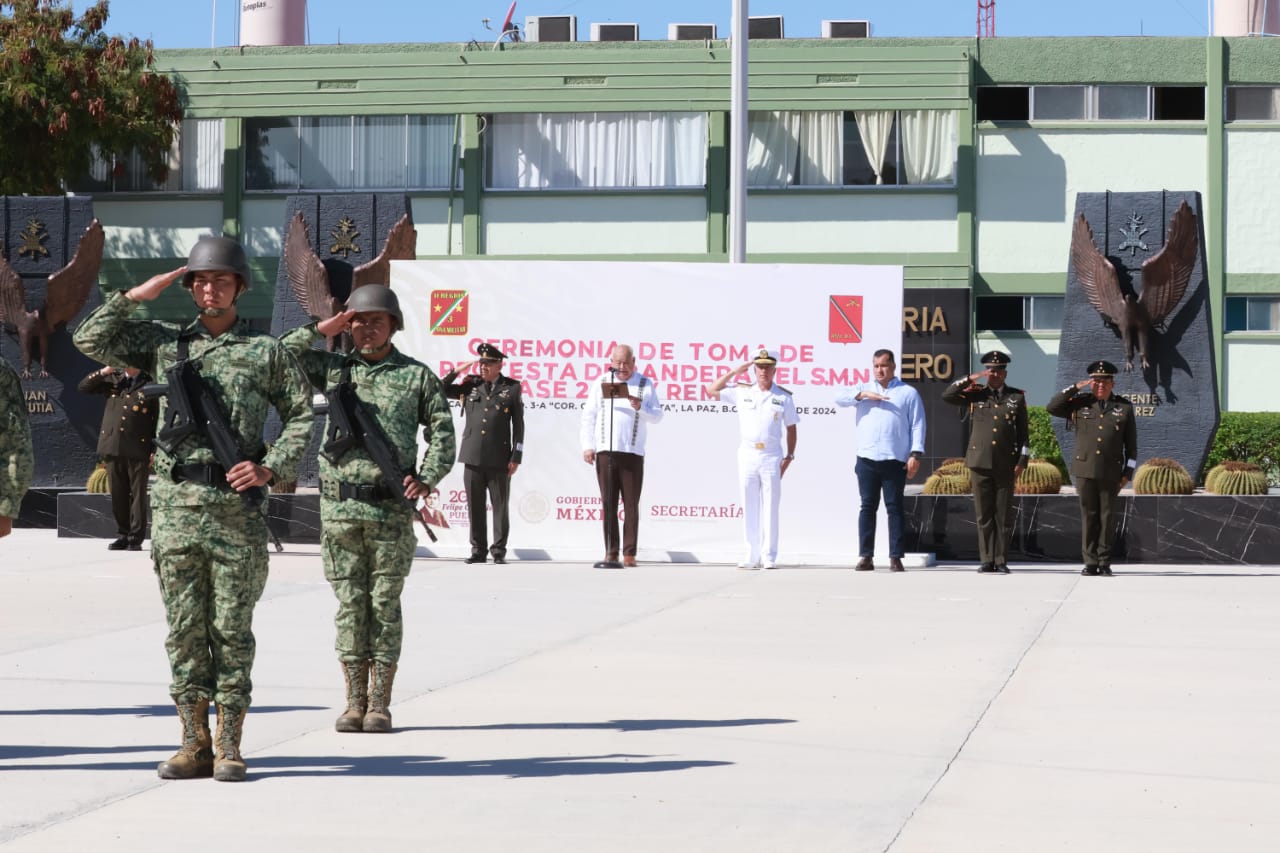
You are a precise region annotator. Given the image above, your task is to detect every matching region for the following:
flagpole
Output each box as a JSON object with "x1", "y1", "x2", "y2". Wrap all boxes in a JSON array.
[{"x1": 728, "y1": 0, "x2": 748, "y2": 263}]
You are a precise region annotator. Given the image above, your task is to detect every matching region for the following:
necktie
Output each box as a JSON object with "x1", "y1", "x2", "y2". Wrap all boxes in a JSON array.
[{"x1": 484, "y1": 382, "x2": 493, "y2": 396}]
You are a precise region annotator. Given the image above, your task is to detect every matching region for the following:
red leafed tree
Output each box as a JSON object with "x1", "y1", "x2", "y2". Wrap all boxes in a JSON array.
[{"x1": 0, "y1": 0, "x2": 184, "y2": 194}]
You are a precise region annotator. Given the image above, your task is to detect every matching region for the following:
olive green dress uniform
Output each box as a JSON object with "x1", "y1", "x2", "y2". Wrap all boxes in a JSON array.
[
  {"x1": 282, "y1": 323, "x2": 455, "y2": 668},
  {"x1": 1046, "y1": 361, "x2": 1138, "y2": 574},
  {"x1": 0, "y1": 361, "x2": 34, "y2": 524},
  {"x1": 442, "y1": 349, "x2": 524, "y2": 563},
  {"x1": 77, "y1": 369, "x2": 159, "y2": 548},
  {"x1": 941, "y1": 353, "x2": 1029, "y2": 572},
  {"x1": 73, "y1": 292, "x2": 314, "y2": 713}
]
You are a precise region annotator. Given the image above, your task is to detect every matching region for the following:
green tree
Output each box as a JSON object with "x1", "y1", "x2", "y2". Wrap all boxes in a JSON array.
[{"x1": 0, "y1": 0, "x2": 183, "y2": 195}]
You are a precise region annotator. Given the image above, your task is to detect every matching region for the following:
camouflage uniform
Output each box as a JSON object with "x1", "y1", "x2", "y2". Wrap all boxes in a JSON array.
[
  {"x1": 282, "y1": 323, "x2": 455, "y2": 665},
  {"x1": 73, "y1": 292, "x2": 313, "y2": 709},
  {"x1": 1, "y1": 361, "x2": 34, "y2": 521}
]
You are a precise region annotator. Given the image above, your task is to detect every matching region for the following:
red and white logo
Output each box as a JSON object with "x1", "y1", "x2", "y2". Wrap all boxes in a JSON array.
[
  {"x1": 430, "y1": 290, "x2": 468, "y2": 336},
  {"x1": 828, "y1": 295, "x2": 863, "y2": 344}
]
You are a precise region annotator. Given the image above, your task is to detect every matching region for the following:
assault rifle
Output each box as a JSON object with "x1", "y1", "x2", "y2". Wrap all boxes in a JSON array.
[
  {"x1": 321, "y1": 379, "x2": 438, "y2": 542},
  {"x1": 144, "y1": 358, "x2": 284, "y2": 552}
]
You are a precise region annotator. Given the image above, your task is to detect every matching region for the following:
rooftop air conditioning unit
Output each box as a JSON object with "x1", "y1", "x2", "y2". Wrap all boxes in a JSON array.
[
  {"x1": 822, "y1": 20, "x2": 871, "y2": 39},
  {"x1": 591, "y1": 22, "x2": 639, "y2": 41},
  {"x1": 748, "y1": 15, "x2": 784, "y2": 39},
  {"x1": 526, "y1": 15, "x2": 576, "y2": 42},
  {"x1": 668, "y1": 23, "x2": 717, "y2": 40}
]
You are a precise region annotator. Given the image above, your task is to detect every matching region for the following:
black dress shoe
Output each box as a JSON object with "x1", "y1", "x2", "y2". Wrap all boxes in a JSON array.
[
  {"x1": 854, "y1": 556, "x2": 874, "y2": 571},
  {"x1": 888, "y1": 557, "x2": 905, "y2": 572},
  {"x1": 464, "y1": 555, "x2": 487, "y2": 564},
  {"x1": 1097, "y1": 566, "x2": 1114, "y2": 576},
  {"x1": 994, "y1": 564, "x2": 1010, "y2": 574},
  {"x1": 1082, "y1": 566, "x2": 1099, "y2": 576},
  {"x1": 492, "y1": 556, "x2": 507, "y2": 565},
  {"x1": 107, "y1": 538, "x2": 129, "y2": 551},
  {"x1": 977, "y1": 562, "x2": 996, "y2": 574},
  {"x1": 127, "y1": 543, "x2": 143, "y2": 551}
]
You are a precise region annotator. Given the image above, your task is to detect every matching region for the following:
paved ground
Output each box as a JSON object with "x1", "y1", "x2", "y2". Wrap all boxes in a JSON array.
[{"x1": 2, "y1": 529, "x2": 1278, "y2": 852}]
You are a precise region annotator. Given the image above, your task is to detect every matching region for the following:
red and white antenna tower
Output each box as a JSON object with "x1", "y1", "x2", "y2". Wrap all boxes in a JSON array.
[{"x1": 977, "y1": 0, "x2": 996, "y2": 38}]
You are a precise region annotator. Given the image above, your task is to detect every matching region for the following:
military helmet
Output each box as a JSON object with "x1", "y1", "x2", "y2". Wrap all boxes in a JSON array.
[
  {"x1": 182, "y1": 236, "x2": 251, "y2": 292},
  {"x1": 346, "y1": 284, "x2": 403, "y2": 330}
]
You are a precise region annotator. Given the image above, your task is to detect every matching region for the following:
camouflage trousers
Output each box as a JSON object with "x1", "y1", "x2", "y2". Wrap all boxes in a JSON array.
[
  {"x1": 151, "y1": 501, "x2": 269, "y2": 709},
  {"x1": 321, "y1": 514, "x2": 416, "y2": 664}
]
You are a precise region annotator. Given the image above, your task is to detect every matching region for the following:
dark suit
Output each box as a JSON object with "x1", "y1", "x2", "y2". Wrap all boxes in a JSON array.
[
  {"x1": 77, "y1": 369, "x2": 159, "y2": 545},
  {"x1": 1046, "y1": 386, "x2": 1138, "y2": 569},
  {"x1": 941, "y1": 379, "x2": 1029, "y2": 568},
  {"x1": 441, "y1": 371, "x2": 524, "y2": 560}
]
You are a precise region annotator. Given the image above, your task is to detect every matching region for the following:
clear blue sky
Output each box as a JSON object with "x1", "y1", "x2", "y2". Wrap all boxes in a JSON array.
[{"x1": 75, "y1": 0, "x2": 1214, "y2": 49}]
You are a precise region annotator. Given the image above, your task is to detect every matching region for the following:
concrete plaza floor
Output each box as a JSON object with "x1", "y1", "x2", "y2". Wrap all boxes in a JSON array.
[{"x1": 2, "y1": 529, "x2": 1278, "y2": 852}]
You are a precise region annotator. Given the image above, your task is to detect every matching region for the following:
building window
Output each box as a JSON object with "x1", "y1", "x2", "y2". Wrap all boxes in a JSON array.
[
  {"x1": 746, "y1": 110, "x2": 957, "y2": 188},
  {"x1": 978, "y1": 86, "x2": 1203, "y2": 121},
  {"x1": 1227, "y1": 87, "x2": 1280, "y2": 121},
  {"x1": 71, "y1": 119, "x2": 224, "y2": 192},
  {"x1": 976, "y1": 295, "x2": 1064, "y2": 331},
  {"x1": 486, "y1": 112, "x2": 708, "y2": 189},
  {"x1": 244, "y1": 115, "x2": 456, "y2": 191},
  {"x1": 1226, "y1": 297, "x2": 1280, "y2": 332}
]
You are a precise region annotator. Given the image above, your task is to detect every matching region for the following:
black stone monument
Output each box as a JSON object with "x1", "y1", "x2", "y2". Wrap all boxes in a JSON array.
[
  {"x1": 1, "y1": 196, "x2": 103, "y2": 487},
  {"x1": 1056, "y1": 191, "x2": 1218, "y2": 482},
  {"x1": 901, "y1": 287, "x2": 972, "y2": 477}
]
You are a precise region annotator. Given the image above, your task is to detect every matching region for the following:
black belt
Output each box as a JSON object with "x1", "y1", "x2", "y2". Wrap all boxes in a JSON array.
[
  {"x1": 329, "y1": 480, "x2": 396, "y2": 503},
  {"x1": 172, "y1": 463, "x2": 232, "y2": 488}
]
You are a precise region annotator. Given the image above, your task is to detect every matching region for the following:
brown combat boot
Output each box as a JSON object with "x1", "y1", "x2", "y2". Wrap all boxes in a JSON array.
[
  {"x1": 363, "y1": 661, "x2": 398, "y2": 733},
  {"x1": 335, "y1": 660, "x2": 370, "y2": 733},
  {"x1": 156, "y1": 699, "x2": 214, "y2": 779},
  {"x1": 212, "y1": 705, "x2": 248, "y2": 782}
]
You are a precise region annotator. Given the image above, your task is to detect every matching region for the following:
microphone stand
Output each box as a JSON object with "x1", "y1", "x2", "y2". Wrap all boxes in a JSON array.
[{"x1": 593, "y1": 366, "x2": 624, "y2": 569}]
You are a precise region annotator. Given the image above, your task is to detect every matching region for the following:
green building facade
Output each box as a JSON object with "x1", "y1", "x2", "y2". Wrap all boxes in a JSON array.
[{"x1": 85, "y1": 36, "x2": 1280, "y2": 409}]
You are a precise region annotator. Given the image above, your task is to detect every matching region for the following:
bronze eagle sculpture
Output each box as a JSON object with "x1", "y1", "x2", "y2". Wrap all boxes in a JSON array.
[
  {"x1": 1071, "y1": 200, "x2": 1198, "y2": 372},
  {"x1": 283, "y1": 211, "x2": 417, "y2": 350},
  {"x1": 0, "y1": 219, "x2": 106, "y2": 378}
]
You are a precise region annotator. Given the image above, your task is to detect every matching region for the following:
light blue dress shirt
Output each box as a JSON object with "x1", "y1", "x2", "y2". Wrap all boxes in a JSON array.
[{"x1": 835, "y1": 377, "x2": 927, "y2": 462}]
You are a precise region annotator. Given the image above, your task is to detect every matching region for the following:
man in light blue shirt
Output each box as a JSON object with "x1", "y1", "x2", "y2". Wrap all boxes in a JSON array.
[{"x1": 835, "y1": 349, "x2": 926, "y2": 571}]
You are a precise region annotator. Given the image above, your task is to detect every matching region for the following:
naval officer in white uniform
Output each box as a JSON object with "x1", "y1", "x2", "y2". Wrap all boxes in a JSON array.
[{"x1": 705, "y1": 348, "x2": 800, "y2": 569}]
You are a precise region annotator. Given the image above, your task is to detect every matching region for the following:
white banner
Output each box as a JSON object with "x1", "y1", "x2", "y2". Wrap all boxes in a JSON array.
[{"x1": 392, "y1": 261, "x2": 903, "y2": 565}]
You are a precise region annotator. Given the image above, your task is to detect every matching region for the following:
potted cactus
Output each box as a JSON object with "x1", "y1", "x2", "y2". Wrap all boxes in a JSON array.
[
  {"x1": 86, "y1": 462, "x2": 110, "y2": 493},
  {"x1": 1205, "y1": 461, "x2": 1269, "y2": 495},
  {"x1": 1133, "y1": 457, "x2": 1194, "y2": 495},
  {"x1": 1016, "y1": 458, "x2": 1063, "y2": 494}
]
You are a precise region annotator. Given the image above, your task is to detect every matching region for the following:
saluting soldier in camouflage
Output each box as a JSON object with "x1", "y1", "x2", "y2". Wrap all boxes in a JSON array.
[
  {"x1": 941, "y1": 350, "x2": 1029, "y2": 574},
  {"x1": 0, "y1": 360, "x2": 34, "y2": 538},
  {"x1": 73, "y1": 237, "x2": 313, "y2": 782},
  {"x1": 282, "y1": 284, "x2": 455, "y2": 734}
]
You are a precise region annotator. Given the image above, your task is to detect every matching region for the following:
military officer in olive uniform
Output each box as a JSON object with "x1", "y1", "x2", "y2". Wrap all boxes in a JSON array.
[
  {"x1": 442, "y1": 343, "x2": 524, "y2": 564},
  {"x1": 1046, "y1": 360, "x2": 1137, "y2": 576},
  {"x1": 941, "y1": 350, "x2": 1029, "y2": 574},
  {"x1": 78, "y1": 365, "x2": 159, "y2": 550}
]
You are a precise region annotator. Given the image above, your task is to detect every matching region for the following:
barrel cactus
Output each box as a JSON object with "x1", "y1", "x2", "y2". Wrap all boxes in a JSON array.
[
  {"x1": 1204, "y1": 464, "x2": 1223, "y2": 493},
  {"x1": 1016, "y1": 459, "x2": 1062, "y2": 495},
  {"x1": 923, "y1": 473, "x2": 971, "y2": 495},
  {"x1": 86, "y1": 464, "x2": 109, "y2": 494},
  {"x1": 1133, "y1": 457, "x2": 1194, "y2": 495},
  {"x1": 1205, "y1": 461, "x2": 1269, "y2": 495},
  {"x1": 936, "y1": 458, "x2": 969, "y2": 477}
]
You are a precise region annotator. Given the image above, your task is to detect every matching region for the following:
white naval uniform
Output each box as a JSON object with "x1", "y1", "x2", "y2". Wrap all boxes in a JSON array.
[{"x1": 719, "y1": 382, "x2": 800, "y2": 564}]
